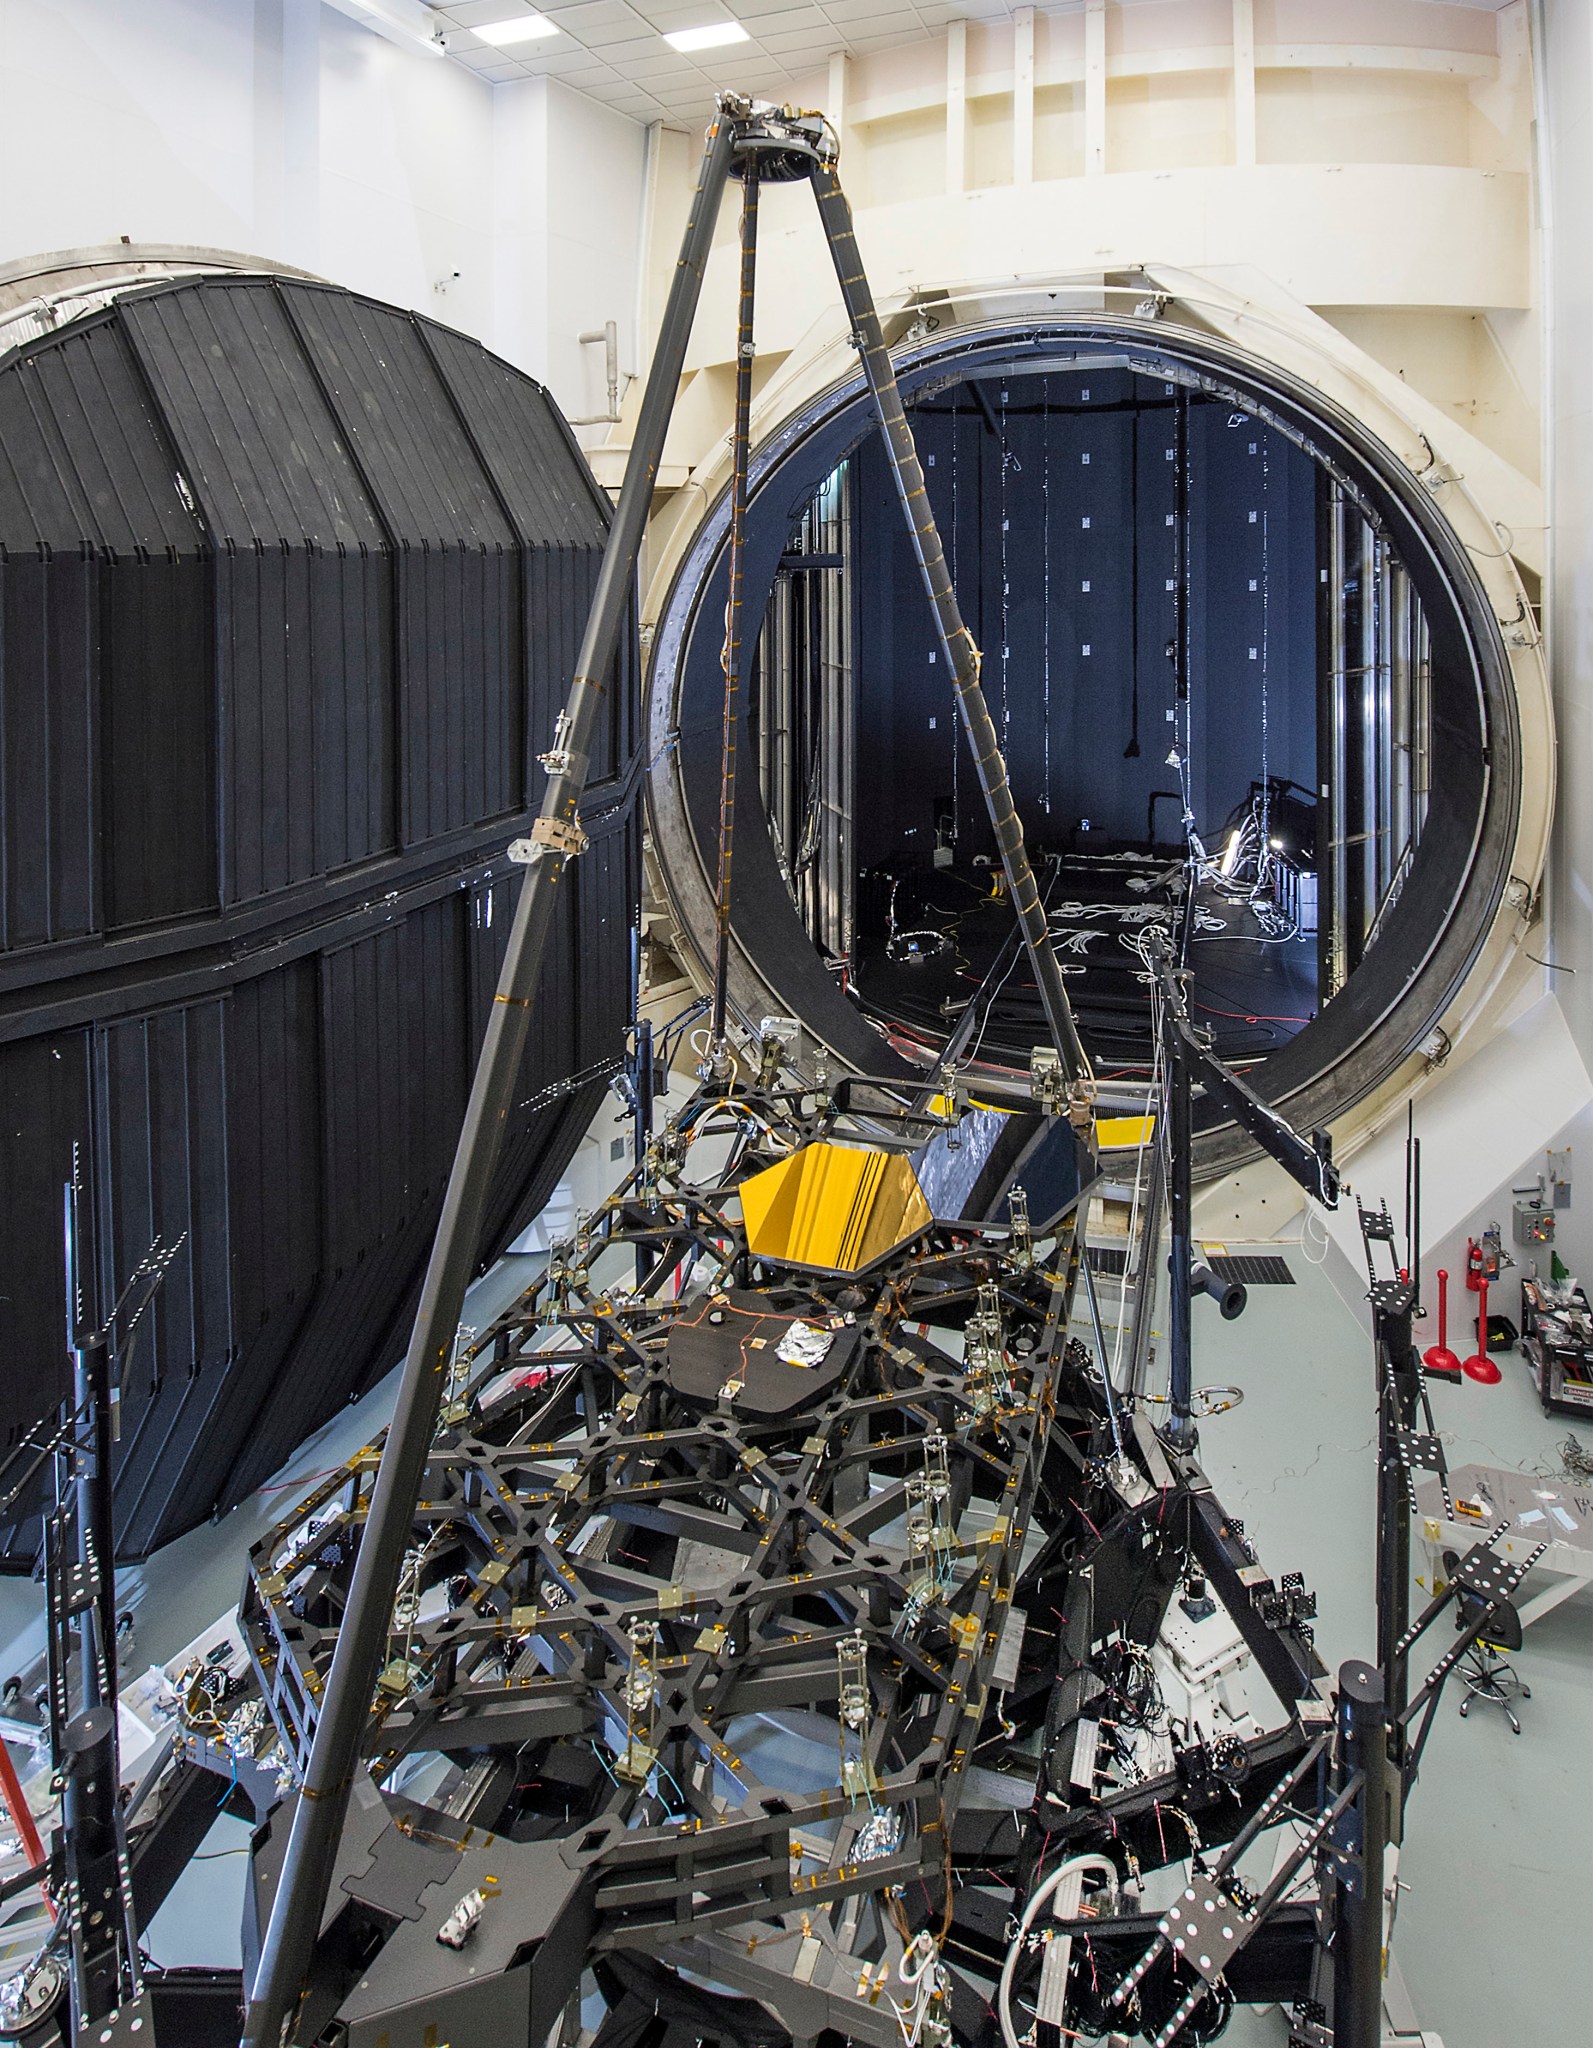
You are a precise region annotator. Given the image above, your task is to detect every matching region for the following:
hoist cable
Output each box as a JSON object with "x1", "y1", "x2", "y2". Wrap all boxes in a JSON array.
[{"x1": 1125, "y1": 405, "x2": 1141, "y2": 760}]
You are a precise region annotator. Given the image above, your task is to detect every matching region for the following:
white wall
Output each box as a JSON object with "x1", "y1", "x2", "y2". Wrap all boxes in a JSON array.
[
  {"x1": 1540, "y1": 0, "x2": 1593, "y2": 1069},
  {"x1": 317, "y1": 3, "x2": 498, "y2": 343},
  {"x1": 1421, "y1": 1091, "x2": 1593, "y2": 1325},
  {"x1": 1, "y1": 0, "x2": 269, "y2": 253},
  {"x1": 493, "y1": 77, "x2": 649, "y2": 433},
  {"x1": 1356, "y1": 0, "x2": 1593, "y2": 1336},
  {"x1": 0, "y1": 0, "x2": 647, "y2": 428},
  {"x1": 1284, "y1": 990, "x2": 1589, "y2": 1297}
]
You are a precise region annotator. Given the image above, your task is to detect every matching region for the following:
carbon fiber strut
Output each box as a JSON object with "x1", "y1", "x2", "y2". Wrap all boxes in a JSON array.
[
  {"x1": 709, "y1": 161, "x2": 761, "y2": 1057},
  {"x1": 808, "y1": 165, "x2": 1089, "y2": 1085}
]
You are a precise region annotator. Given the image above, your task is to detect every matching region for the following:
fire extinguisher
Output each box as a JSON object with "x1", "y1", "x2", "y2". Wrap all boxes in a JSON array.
[{"x1": 1466, "y1": 1237, "x2": 1485, "y2": 1291}]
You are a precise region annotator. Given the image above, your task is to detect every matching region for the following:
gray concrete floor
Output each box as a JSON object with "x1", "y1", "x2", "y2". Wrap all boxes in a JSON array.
[
  {"x1": 1187, "y1": 1239, "x2": 1591, "y2": 2048},
  {"x1": 3, "y1": 1216, "x2": 1586, "y2": 2040}
]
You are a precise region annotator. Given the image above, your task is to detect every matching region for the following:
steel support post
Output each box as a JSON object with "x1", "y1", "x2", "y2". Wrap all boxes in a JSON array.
[
  {"x1": 1125, "y1": 1137, "x2": 1165, "y2": 1404},
  {"x1": 1163, "y1": 973, "x2": 1196, "y2": 1450},
  {"x1": 1332, "y1": 1660, "x2": 1388, "y2": 2048},
  {"x1": 633, "y1": 1015, "x2": 656, "y2": 1290},
  {"x1": 240, "y1": 109, "x2": 740, "y2": 2048},
  {"x1": 1324, "y1": 482, "x2": 1350, "y2": 998},
  {"x1": 633, "y1": 1017, "x2": 655, "y2": 1154},
  {"x1": 69, "y1": 1334, "x2": 115, "y2": 1716},
  {"x1": 61, "y1": 1703, "x2": 129, "y2": 2027},
  {"x1": 807, "y1": 166, "x2": 1088, "y2": 1084},
  {"x1": 64, "y1": 1181, "x2": 116, "y2": 1714},
  {"x1": 1374, "y1": 1303, "x2": 1418, "y2": 1731}
]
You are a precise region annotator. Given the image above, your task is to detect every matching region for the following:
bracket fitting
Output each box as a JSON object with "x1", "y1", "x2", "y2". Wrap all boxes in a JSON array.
[{"x1": 510, "y1": 816, "x2": 590, "y2": 863}]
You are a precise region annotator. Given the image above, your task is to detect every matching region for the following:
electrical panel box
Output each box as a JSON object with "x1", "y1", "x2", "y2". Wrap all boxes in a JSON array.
[{"x1": 1514, "y1": 1200, "x2": 1555, "y2": 1248}]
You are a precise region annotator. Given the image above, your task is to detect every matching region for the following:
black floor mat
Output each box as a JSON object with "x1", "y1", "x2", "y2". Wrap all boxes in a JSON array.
[
  {"x1": 852, "y1": 848, "x2": 1317, "y2": 1074},
  {"x1": 1210, "y1": 1253, "x2": 1294, "y2": 1286},
  {"x1": 1084, "y1": 1248, "x2": 1293, "y2": 1285}
]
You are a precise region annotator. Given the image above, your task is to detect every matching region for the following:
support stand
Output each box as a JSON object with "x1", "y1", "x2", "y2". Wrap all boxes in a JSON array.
[
  {"x1": 4, "y1": 1170, "x2": 186, "y2": 2047},
  {"x1": 1331, "y1": 1661, "x2": 1388, "y2": 2048},
  {"x1": 1462, "y1": 1272, "x2": 1501, "y2": 1384},
  {"x1": 1363, "y1": 1213, "x2": 1419, "y2": 1731},
  {"x1": 1143, "y1": 934, "x2": 1340, "y2": 1447},
  {"x1": 1163, "y1": 961, "x2": 1196, "y2": 1451},
  {"x1": 1423, "y1": 1268, "x2": 1461, "y2": 1381},
  {"x1": 242, "y1": 97, "x2": 1089, "y2": 2048}
]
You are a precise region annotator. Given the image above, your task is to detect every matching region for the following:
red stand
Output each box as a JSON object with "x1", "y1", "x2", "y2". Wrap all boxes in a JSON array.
[
  {"x1": 1462, "y1": 1271, "x2": 1502, "y2": 1384},
  {"x1": 0, "y1": 1731, "x2": 51, "y2": 1919},
  {"x1": 1424, "y1": 1268, "x2": 1462, "y2": 1381}
]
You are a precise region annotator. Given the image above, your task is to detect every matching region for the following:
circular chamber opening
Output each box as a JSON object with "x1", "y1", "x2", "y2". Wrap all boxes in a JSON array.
[{"x1": 647, "y1": 317, "x2": 1522, "y2": 1171}]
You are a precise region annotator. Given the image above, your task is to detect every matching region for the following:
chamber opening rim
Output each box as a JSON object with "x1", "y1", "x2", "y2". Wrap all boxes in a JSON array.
[{"x1": 645, "y1": 311, "x2": 1525, "y2": 1172}]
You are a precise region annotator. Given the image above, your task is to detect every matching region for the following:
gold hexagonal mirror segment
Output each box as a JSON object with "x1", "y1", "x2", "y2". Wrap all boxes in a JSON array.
[{"x1": 738, "y1": 1142, "x2": 933, "y2": 1275}]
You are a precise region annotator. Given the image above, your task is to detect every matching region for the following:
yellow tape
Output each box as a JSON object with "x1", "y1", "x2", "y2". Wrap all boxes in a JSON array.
[{"x1": 1096, "y1": 1114, "x2": 1156, "y2": 1149}]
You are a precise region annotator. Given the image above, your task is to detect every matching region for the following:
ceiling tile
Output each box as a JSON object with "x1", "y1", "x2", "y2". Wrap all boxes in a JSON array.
[
  {"x1": 760, "y1": 26, "x2": 839, "y2": 52},
  {"x1": 439, "y1": 0, "x2": 938, "y2": 109},
  {"x1": 592, "y1": 32, "x2": 671, "y2": 57},
  {"x1": 742, "y1": 4, "x2": 827, "y2": 28},
  {"x1": 446, "y1": 0, "x2": 545, "y2": 24},
  {"x1": 570, "y1": 18, "x2": 656, "y2": 42},
  {"x1": 542, "y1": 0, "x2": 644, "y2": 28},
  {"x1": 623, "y1": 51, "x2": 702, "y2": 75},
  {"x1": 629, "y1": 0, "x2": 737, "y2": 25}
]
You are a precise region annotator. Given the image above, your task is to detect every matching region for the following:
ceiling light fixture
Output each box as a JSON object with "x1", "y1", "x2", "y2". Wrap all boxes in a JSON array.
[
  {"x1": 475, "y1": 12, "x2": 560, "y2": 44},
  {"x1": 663, "y1": 21, "x2": 751, "y2": 51}
]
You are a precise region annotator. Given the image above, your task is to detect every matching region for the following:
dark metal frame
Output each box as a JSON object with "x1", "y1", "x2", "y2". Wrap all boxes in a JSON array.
[
  {"x1": 231, "y1": 1073, "x2": 1091, "y2": 2042},
  {"x1": 241, "y1": 94, "x2": 1087, "y2": 2048},
  {"x1": 121, "y1": 1056, "x2": 1522, "y2": 2048}
]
